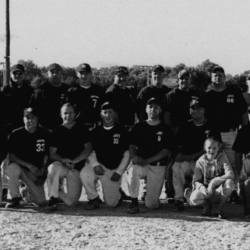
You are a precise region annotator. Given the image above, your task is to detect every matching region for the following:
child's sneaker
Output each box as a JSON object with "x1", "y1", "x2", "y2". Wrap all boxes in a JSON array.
[
  {"x1": 127, "y1": 199, "x2": 140, "y2": 214},
  {"x1": 45, "y1": 197, "x2": 58, "y2": 213},
  {"x1": 85, "y1": 197, "x2": 102, "y2": 210}
]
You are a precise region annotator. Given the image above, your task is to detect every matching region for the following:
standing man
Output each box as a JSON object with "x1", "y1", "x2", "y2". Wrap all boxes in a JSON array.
[
  {"x1": 204, "y1": 65, "x2": 248, "y2": 203},
  {"x1": 5, "y1": 107, "x2": 50, "y2": 208},
  {"x1": 81, "y1": 101, "x2": 131, "y2": 209},
  {"x1": 127, "y1": 98, "x2": 174, "y2": 213},
  {"x1": 30, "y1": 63, "x2": 69, "y2": 131},
  {"x1": 68, "y1": 63, "x2": 105, "y2": 131},
  {"x1": 2, "y1": 64, "x2": 34, "y2": 133},
  {"x1": 136, "y1": 65, "x2": 171, "y2": 122},
  {"x1": 45, "y1": 103, "x2": 92, "y2": 212},
  {"x1": 105, "y1": 66, "x2": 135, "y2": 128}
]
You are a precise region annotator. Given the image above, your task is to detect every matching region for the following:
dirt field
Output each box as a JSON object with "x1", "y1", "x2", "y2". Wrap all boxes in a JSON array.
[{"x1": 1, "y1": 177, "x2": 250, "y2": 250}]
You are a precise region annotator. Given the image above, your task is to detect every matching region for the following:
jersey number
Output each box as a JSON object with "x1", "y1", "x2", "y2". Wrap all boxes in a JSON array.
[
  {"x1": 36, "y1": 143, "x2": 45, "y2": 152},
  {"x1": 113, "y1": 138, "x2": 119, "y2": 144}
]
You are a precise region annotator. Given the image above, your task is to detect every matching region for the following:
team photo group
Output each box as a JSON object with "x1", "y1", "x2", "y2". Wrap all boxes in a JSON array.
[{"x1": 1, "y1": 62, "x2": 250, "y2": 221}]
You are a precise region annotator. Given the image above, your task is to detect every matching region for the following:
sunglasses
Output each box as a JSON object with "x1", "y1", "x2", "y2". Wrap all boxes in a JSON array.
[{"x1": 13, "y1": 71, "x2": 23, "y2": 76}]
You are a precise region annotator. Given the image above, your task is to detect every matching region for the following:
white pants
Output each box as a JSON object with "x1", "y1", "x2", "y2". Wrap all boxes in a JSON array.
[
  {"x1": 47, "y1": 161, "x2": 82, "y2": 207},
  {"x1": 80, "y1": 164, "x2": 121, "y2": 207},
  {"x1": 127, "y1": 163, "x2": 166, "y2": 209}
]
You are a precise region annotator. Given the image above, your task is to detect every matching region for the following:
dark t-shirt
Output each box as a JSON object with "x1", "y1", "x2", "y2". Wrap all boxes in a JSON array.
[
  {"x1": 91, "y1": 125, "x2": 130, "y2": 170},
  {"x1": 232, "y1": 123, "x2": 250, "y2": 155},
  {"x1": 1, "y1": 81, "x2": 34, "y2": 133},
  {"x1": 105, "y1": 84, "x2": 135, "y2": 126},
  {"x1": 68, "y1": 84, "x2": 105, "y2": 125},
  {"x1": 8, "y1": 127, "x2": 50, "y2": 169},
  {"x1": 204, "y1": 85, "x2": 247, "y2": 132},
  {"x1": 163, "y1": 88, "x2": 198, "y2": 128},
  {"x1": 50, "y1": 122, "x2": 91, "y2": 171},
  {"x1": 175, "y1": 119, "x2": 217, "y2": 156},
  {"x1": 136, "y1": 85, "x2": 171, "y2": 120},
  {"x1": 130, "y1": 121, "x2": 174, "y2": 164},
  {"x1": 30, "y1": 81, "x2": 69, "y2": 130}
]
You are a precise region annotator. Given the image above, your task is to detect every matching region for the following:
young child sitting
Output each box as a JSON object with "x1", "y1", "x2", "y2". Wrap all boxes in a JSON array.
[{"x1": 185, "y1": 136, "x2": 235, "y2": 219}]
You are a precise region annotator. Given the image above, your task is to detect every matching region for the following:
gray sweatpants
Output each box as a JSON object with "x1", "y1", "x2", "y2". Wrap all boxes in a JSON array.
[
  {"x1": 80, "y1": 163, "x2": 121, "y2": 207},
  {"x1": 127, "y1": 163, "x2": 166, "y2": 209}
]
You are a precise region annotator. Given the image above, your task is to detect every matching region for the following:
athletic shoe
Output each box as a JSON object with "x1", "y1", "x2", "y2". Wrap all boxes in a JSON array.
[
  {"x1": 127, "y1": 200, "x2": 140, "y2": 214},
  {"x1": 172, "y1": 200, "x2": 184, "y2": 212},
  {"x1": 45, "y1": 197, "x2": 58, "y2": 213},
  {"x1": 5, "y1": 197, "x2": 21, "y2": 209},
  {"x1": 85, "y1": 197, "x2": 102, "y2": 210}
]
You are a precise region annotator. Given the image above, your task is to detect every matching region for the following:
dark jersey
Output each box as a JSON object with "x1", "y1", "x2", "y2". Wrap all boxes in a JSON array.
[
  {"x1": 50, "y1": 122, "x2": 91, "y2": 171},
  {"x1": 30, "y1": 81, "x2": 69, "y2": 130},
  {"x1": 136, "y1": 85, "x2": 171, "y2": 121},
  {"x1": 204, "y1": 85, "x2": 247, "y2": 132},
  {"x1": 163, "y1": 88, "x2": 198, "y2": 128},
  {"x1": 130, "y1": 121, "x2": 174, "y2": 164},
  {"x1": 105, "y1": 84, "x2": 135, "y2": 126},
  {"x1": 91, "y1": 125, "x2": 130, "y2": 170},
  {"x1": 8, "y1": 127, "x2": 50, "y2": 169},
  {"x1": 1, "y1": 80, "x2": 34, "y2": 133},
  {"x1": 175, "y1": 119, "x2": 218, "y2": 156},
  {"x1": 232, "y1": 123, "x2": 250, "y2": 155},
  {"x1": 68, "y1": 84, "x2": 104, "y2": 125}
]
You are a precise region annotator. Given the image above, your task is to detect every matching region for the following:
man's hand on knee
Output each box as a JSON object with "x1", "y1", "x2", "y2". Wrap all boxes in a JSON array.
[
  {"x1": 110, "y1": 172, "x2": 121, "y2": 182},
  {"x1": 94, "y1": 165, "x2": 105, "y2": 175}
]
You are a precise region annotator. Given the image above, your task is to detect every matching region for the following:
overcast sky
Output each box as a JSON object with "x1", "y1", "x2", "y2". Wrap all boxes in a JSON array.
[{"x1": 0, "y1": 0, "x2": 249, "y2": 75}]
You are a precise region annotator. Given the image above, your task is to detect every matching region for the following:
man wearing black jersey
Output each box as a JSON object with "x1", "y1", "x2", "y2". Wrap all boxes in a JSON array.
[
  {"x1": 68, "y1": 63, "x2": 104, "y2": 131},
  {"x1": 45, "y1": 103, "x2": 92, "y2": 212},
  {"x1": 80, "y1": 102, "x2": 131, "y2": 209},
  {"x1": 204, "y1": 65, "x2": 248, "y2": 203},
  {"x1": 136, "y1": 65, "x2": 171, "y2": 122},
  {"x1": 127, "y1": 98, "x2": 174, "y2": 213},
  {"x1": 30, "y1": 63, "x2": 69, "y2": 131},
  {"x1": 5, "y1": 107, "x2": 50, "y2": 208}
]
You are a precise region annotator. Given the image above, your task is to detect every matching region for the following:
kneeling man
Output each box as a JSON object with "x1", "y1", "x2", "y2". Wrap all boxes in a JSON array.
[
  {"x1": 127, "y1": 97, "x2": 174, "y2": 213},
  {"x1": 6, "y1": 107, "x2": 50, "y2": 208},
  {"x1": 81, "y1": 102, "x2": 130, "y2": 209},
  {"x1": 46, "y1": 103, "x2": 92, "y2": 212}
]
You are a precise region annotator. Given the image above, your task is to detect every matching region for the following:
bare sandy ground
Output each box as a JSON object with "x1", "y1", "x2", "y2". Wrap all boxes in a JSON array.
[{"x1": 1, "y1": 176, "x2": 250, "y2": 250}]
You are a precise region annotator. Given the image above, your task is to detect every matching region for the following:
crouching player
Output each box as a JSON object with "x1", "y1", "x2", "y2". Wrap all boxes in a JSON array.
[
  {"x1": 127, "y1": 97, "x2": 174, "y2": 214},
  {"x1": 5, "y1": 107, "x2": 50, "y2": 208},
  {"x1": 81, "y1": 102, "x2": 131, "y2": 209},
  {"x1": 186, "y1": 136, "x2": 234, "y2": 219},
  {"x1": 45, "y1": 103, "x2": 92, "y2": 212}
]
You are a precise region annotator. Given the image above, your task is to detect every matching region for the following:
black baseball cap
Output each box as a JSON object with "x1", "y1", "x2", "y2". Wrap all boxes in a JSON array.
[
  {"x1": 146, "y1": 97, "x2": 161, "y2": 106},
  {"x1": 116, "y1": 66, "x2": 129, "y2": 75},
  {"x1": 152, "y1": 65, "x2": 164, "y2": 73},
  {"x1": 101, "y1": 101, "x2": 115, "y2": 111},
  {"x1": 178, "y1": 69, "x2": 190, "y2": 79},
  {"x1": 190, "y1": 98, "x2": 205, "y2": 108},
  {"x1": 212, "y1": 65, "x2": 225, "y2": 75},
  {"x1": 23, "y1": 107, "x2": 38, "y2": 117},
  {"x1": 76, "y1": 63, "x2": 92, "y2": 73},
  {"x1": 11, "y1": 64, "x2": 25, "y2": 73},
  {"x1": 47, "y1": 63, "x2": 62, "y2": 72}
]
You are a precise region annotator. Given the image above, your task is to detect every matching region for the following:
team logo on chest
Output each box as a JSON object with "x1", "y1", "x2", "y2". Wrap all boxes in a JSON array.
[
  {"x1": 36, "y1": 139, "x2": 45, "y2": 152},
  {"x1": 226, "y1": 94, "x2": 234, "y2": 103},
  {"x1": 113, "y1": 134, "x2": 121, "y2": 144},
  {"x1": 157, "y1": 131, "x2": 163, "y2": 142}
]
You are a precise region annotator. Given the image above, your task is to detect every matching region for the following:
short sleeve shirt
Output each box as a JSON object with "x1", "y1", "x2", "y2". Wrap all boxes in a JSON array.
[
  {"x1": 91, "y1": 125, "x2": 130, "y2": 170},
  {"x1": 50, "y1": 122, "x2": 91, "y2": 171},
  {"x1": 130, "y1": 121, "x2": 174, "y2": 164},
  {"x1": 8, "y1": 127, "x2": 50, "y2": 169}
]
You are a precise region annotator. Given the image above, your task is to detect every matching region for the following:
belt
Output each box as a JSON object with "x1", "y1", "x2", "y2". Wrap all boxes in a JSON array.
[{"x1": 151, "y1": 161, "x2": 166, "y2": 166}]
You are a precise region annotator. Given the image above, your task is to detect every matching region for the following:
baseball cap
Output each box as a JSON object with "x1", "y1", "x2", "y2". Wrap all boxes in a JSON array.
[
  {"x1": 190, "y1": 98, "x2": 205, "y2": 108},
  {"x1": 146, "y1": 97, "x2": 161, "y2": 106},
  {"x1": 101, "y1": 101, "x2": 115, "y2": 111},
  {"x1": 47, "y1": 63, "x2": 62, "y2": 72},
  {"x1": 152, "y1": 65, "x2": 164, "y2": 73},
  {"x1": 212, "y1": 65, "x2": 225, "y2": 75},
  {"x1": 116, "y1": 66, "x2": 129, "y2": 75},
  {"x1": 11, "y1": 64, "x2": 25, "y2": 73},
  {"x1": 178, "y1": 69, "x2": 190, "y2": 79},
  {"x1": 23, "y1": 107, "x2": 38, "y2": 117},
  {"x1": 76, "y1": 63, "x2": 92, "y2": 73}
]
